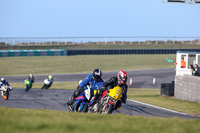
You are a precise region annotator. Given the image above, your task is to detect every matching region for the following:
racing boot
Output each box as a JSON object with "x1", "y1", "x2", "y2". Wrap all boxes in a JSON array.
[
  {"x1": 67, "y1": 95, "x2": 75, "y2": 106},
  {"x1": 67, "y1": 86, "x2": 84, "y2": 106}
]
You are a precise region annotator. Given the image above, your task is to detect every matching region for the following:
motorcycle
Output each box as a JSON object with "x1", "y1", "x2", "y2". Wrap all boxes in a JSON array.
[
  {"x1": 88, "y1": 86, "x2": 122, "y2": 114},
  {"x1": 41, "y1": 79, "x2": 53, "y2": 90},
  {"x1": 1, "y1": 85, "x2": 12, "y2": 100},
  {"x1": 68, "y1": 81, "x2": 93, "y2": 113},
  {"x1": 24, "y1": 79, "x2": 32, "y2": 92}
]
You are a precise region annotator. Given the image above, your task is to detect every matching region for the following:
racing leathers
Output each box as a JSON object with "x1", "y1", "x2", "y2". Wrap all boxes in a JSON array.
[
  {"x1": 28, "y1": 75, "x2": 35, "y2": 88},
  {"x1": 0, "y1": 80, "x2": 12, "y2": 96},
  {"x1": 93, "y1": 77, "x2": 128, "y2": 109},
  {"x1": 41, "y1": 78, "x2": 54, "y2": 90},
  {"x1": 67, "y1": 74, "x2": 104, "y2": 106}
]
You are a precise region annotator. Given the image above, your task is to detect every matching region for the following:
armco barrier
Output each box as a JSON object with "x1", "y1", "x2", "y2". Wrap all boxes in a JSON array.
[
  {"x1": 1, "y1": 49, "x2": 200, "y2": 57},
  {"x1": 0, "y1": 49, "x2": 66, "y2": 57},
  {"x1": 66, "y1": 49, "x2": 200, "y2": 55}
]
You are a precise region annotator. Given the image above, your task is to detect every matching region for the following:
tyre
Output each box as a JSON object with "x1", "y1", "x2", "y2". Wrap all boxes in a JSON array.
[
  {"x1": 82, "y1": 104, "x2": 88, "y2": 113},
  {"x1": 25, "y1": 85, "x2": 29, "y2": 92},
  {"x1": 103, "y1": 103, "x2": 114, "y2": 114},
  {"x1": 5, "y1": 90, "x2": 9, "y2": 100}
]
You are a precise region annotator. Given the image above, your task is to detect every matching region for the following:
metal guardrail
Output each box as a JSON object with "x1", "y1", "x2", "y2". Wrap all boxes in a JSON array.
[{"x1": 0, "y1": 36, "x2": 200, "y2": 46}]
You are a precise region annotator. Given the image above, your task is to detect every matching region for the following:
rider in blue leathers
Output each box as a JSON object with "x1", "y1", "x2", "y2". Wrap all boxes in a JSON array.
[{"x1": 67, "y1": 69, "x2": 104, "y2": 106}]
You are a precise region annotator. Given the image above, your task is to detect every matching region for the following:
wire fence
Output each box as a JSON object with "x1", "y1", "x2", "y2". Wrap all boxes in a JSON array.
[{"x1": 0, "y1": 36, "x2": 200, "y2": 46}]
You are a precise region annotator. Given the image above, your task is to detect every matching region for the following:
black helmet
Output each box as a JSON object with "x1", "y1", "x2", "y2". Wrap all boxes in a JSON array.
[{"x1": 93, "y1": 69, "x2": 102, "y2": 82}]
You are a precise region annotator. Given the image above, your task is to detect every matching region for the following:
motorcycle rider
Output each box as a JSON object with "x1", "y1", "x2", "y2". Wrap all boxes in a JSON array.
[
  {"x1": 28, "y1": 74, "x2": 35, "y2": 83},
  {"x1": 0, "y1": 78, "x2": 12, "y2": 96},
  {"x1": 67, "y1": 69, "x2": 104, "y2": 106},
  {"x1": 90, "y1": 70, "x2": 128, "y2": 109},
  {"x1": 28, "y1": 74, "x2": 35, "y2": 88},
  {"x1": 41, "y1": 75, "x2": 54, "y2": 90}
]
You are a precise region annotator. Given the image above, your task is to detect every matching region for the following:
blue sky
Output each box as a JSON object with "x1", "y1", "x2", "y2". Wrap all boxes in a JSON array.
[{"x1": 0, "y1": 0, "x2": 200, "y2": 37}]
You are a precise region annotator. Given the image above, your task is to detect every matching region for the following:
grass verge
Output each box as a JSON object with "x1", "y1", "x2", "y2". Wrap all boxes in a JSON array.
[
  {"x1": 11, "y1": 82, "x2": 79, "y2": 90},
  {"x1": 128, "y1": 89, "x2": 200, "y2": 116},
  {"x1": 0, "y1": 107, "x2": 200, "y2": 133},
  {"x1": 0, "y1": 54, "x2": 176, "y2": 76}
]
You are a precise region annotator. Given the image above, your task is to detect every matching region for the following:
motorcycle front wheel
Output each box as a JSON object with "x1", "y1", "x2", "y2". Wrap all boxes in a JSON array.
[
  {"x1": 25, "y1": 85, "x2": 30, "y2": 92},
  {"x1": 102, "y1": 103, "x2": 114, "y2": 114}
]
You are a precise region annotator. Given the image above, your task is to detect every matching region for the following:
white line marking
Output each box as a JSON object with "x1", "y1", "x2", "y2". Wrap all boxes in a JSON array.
[{"x1": 127, "y1": 99, "x2": 188, "y2": 115}]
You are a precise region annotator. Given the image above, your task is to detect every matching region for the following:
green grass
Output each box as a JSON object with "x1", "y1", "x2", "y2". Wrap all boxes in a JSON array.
[
  {"x1": 128, "y1": 89, "x2": 200, "y2": 116},
  {"x1": 0, "y1": 54, "x2": 176, "y2": 76},
  {"x1": 11, "y1": 82, "x2": 79, "y2": 90},
  {"x1": 1, "y1": 43, "x2": 200, "y2": 50},
  {"x1": 0, "y1": 107, "x2": 200, "y2": 133}
]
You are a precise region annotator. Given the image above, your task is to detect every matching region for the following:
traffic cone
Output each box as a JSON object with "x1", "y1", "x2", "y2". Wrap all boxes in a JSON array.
[
  {"x1": 153, "y1": 77, "x2": 156, "y2": 85},
  {"x1": 129, "y1": 77, "x2": 133, "y2": 85}
]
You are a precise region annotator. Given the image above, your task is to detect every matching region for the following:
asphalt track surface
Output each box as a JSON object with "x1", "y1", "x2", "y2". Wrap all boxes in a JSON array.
[{"x1": 1, "y1": 68, "x2": 199, "y2": 119}]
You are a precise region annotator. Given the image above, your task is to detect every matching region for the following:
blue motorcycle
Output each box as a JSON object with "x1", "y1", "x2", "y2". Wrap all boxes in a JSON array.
[{"x1": 68, "y1": 84, "x2": 92, "y2": 112}]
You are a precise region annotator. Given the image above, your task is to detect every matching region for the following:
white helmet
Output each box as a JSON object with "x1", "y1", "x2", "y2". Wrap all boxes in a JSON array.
[
  {"x1": 1, "y1": 78, "x2": 5, "y2": 83},
  {"x1": 30, "y1": 74, "x2": 33, "y2": 78}
]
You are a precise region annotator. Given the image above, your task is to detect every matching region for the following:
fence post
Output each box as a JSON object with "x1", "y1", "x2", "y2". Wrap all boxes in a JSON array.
[
  {"x1": 96, "y1": 37, "x2": 98, "y2": 45},
  {"x1": 113, "y1": 37, "x2": 115, "y2": 45},
  {"x1": 36, "y1": 38, "x2": 38, "y2": 45},
  {"x1": 28, "y1": 38, "x2": 30, "y2": 45},
  {"x1": 13, "y1": 39, "x2": 15, "y2": 45},
  {"x1": 182, "y1": 37, "x2": 184, "y2": 44},
  {"x1": 165, "y1": 37, "x2": 167, "y2": 44},
  {"x1": 173, "y1": 37, "x2": 175, "y2": 44},
  {"x1": 57, "y1": 38, "x2": 60, "y2": 45},
  {"x1": 43, "y1": 39, "x2": 45, "y2": 45},
  {"x1": 105, "y1": 37, "x2": 107, "y2": 45},
  {"x1": 21, "y1": 38, "x2": 23, "y2": 45},
  {"x1": 139, "y1": 36, "x2": 141, "y2": 44},
  {"x1": 80, "y1": 37, "x2": 82, "y2": 44},
  {"x1": 65, "y1": 38, "x2": 67, "y2": 45},
  {"x1": 130, "y1": 37, "x2": 132, "y2": 45},
  {"x1": 5, "y1": 38, "x2": 8, "y2": 46},
  {"x1": 156, "y1": 37, "x2": 158, "y2": 45},
  {"x1": 122, "y1": 36, "x2": 124, "y2": 45}
]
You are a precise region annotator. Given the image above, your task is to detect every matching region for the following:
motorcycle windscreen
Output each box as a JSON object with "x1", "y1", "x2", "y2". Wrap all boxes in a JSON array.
[{"x1": 109, "y1": 86, "x2": 122, "y2": 100}]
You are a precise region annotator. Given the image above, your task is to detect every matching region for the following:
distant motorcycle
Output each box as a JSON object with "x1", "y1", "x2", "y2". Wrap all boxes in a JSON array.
[
  {"x1": 24, "y1": 79, "x2": 32, "y2": 92},
  {"x1": 88, "y1": 86, "x2": 122, "y2": 114},
  {"x1": 1, "y1": 85, "x2": 12, "y2": 100},
  {"x1": 41, "y1": 79, "x2": 53, "y2": 90},
  {"x1": 68, "y1": 81, "x2": 93, "y2": 112}
]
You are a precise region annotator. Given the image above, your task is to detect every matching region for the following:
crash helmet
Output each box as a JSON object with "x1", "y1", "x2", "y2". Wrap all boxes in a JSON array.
[
  {"x1": 93, "y1": 69, "x2": 102, "y2": 82},
  {"x1": 117, "y1": 70, "x2": 128, "y2": 84},
  {"x1": 48, "y1": 75, "x2": 53, "y2": 80},
  {"x1": 30, "y1": 74, "x2": 33, "y2": 78},
  {"x1": 1, "y1": 77, "x2": 5, "y2": 83}
]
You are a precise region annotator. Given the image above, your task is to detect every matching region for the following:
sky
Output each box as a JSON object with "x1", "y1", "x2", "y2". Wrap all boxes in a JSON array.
[{"x1": 0, "y1": 0, "x2": 200, "y2": 37}]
